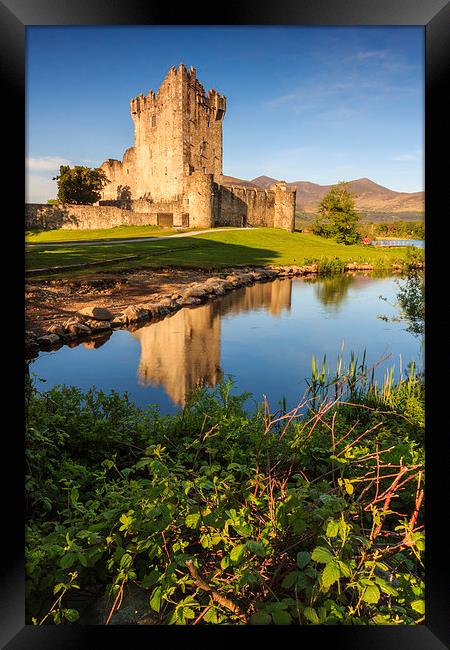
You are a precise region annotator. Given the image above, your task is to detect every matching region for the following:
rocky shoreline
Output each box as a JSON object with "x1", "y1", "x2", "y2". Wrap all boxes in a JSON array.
[{"x1": 24, "y1": 262, "x2": 400, "y2": 359}]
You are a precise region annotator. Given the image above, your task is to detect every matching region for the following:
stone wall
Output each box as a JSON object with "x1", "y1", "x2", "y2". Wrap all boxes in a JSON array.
[
  {"x1": 25, "y1": 203, "x2": 158, "y2": 231},
  {"x1": 99, "y1": 64, "x2": 226, "y2": 207},
  {"x1": 88, "y1": 64, "x2": 295, "y2": 233},
  {"x1": 186, "y1": 172, "x2": 215, "y2": 228},
  {"x1": 273, "y1": 183, "x2": 296, "y2": 232},
  {"x1": 27, "y1": 65, "x2": 295, "y2": 233},
  {"x1": 214, "y1": 185, "x2": 250, "y2": 227},
  {"x1": 180, "y1": 66, "x2": 225, "y2": 183},
  {"x1": 213, "y1": 183, "x2": 295, "y2": 231},
  {"x1": 25, "y1": 181, "x2": 295, "y2": 232}
]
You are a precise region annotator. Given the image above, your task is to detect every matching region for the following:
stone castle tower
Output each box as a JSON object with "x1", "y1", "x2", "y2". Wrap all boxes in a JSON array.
[
  {"x1": 99, "y1": 64, "x2": 295, "y2": 231},
  {"x1": 101, "y1": 64, "x2": 225, "y2": 206}
]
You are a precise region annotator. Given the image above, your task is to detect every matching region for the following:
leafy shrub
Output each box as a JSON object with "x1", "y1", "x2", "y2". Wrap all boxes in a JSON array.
[{"x1": 25, "y1": 364, "x2": 424, "y2": 626}]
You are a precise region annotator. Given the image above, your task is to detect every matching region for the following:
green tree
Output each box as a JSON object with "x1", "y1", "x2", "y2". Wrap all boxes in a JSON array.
[
  {"x1": 378, "y1": 249, "x2": 424, "y2": 339},
  {"x1": 313, "y1": 181, "x2": 361, "y2": 245},
  {"x1": 396, "y1": 269, "x2": 424, "y2": 338},
  {"x1": 53, "y1": 165, "x2": 109, "y2": 205}
]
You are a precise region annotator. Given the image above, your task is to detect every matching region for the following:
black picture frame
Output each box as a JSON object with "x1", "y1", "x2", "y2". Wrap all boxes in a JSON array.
[{"x1": 3, "y1": 0, "x2": 449, "y2": 647}]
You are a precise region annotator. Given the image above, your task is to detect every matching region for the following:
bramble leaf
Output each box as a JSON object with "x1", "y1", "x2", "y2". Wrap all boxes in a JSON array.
[
  {"x1": 185, "y1": 513, "x2": 201, "y2": 529},
  {"x1": 321, "y1": 561, "x2": 340, "y2": 590},
  {"x1": 362, "y1": 584, "x2": 380, "y2": 604},
  {"x1": 296, "y1": 551, "x2": 311, "y2": 569},
  {"x1": 150, "y1": 586, "x2": 162, "y2": 613},
  {"x1": 60, "y1": 553, "x2": 76, "y2": 569},
  {"x1": 411, "y1": 600, "x2": 425, "y2": 615},
  {"x1": 251, "y1": 610, "x2": 272, "y2": 625},
  {"x1": 272, "y1": 610, "x2": 292, "y2": 625},
  {"x1": 311, "y1": 546, "x2": 333, "y2": 564},
  {"x1": 326, "y1": 520, "x2": 339, "y2": 538},
  {"x1": 230, "y1": 544, "x2": 246, "y2": 564},
  {"x1": 64, "y1": 608, "x2": 79, "y2": 623},
  {"x1": 303, "y1": 607, "x2": 320, "y2": 624}
]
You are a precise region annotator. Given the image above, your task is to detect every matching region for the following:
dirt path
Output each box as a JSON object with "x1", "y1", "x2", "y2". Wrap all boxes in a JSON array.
[{"x1": 25, "y1": 227, "x2": 254, "y2": 248}]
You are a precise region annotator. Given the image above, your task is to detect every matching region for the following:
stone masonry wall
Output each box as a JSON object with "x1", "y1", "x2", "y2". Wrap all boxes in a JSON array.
[
  {"x1": 180, "y1": 66, "x2": 226, "y2": 183},
  {"x1": 186, "y1": 171, "x2": 214, "y2": 228},
  {"x1": 214, "y1": 183, "x2": 295, "y2": 231},
  {"x1": 99, "y1": 64, "x2": 226, "y2": 206},
  {"x1": 28, "y1": 66, "x2": 295, "y2": 233},
  {"x1": 100, "y1": 66, "x2": 184, "y2": 203},
  {"x1": 214, "y1": 185, "x2": 249, "y2": 227},
  {"x1": 25, "y1": 203, "x2": 158, "y2": 231},
  {"x1": 26, "y1": 180, "x2": 295, "y2": 232},
  {"x1": 273, "y1": 184, "x2": 296, "y2": 232}
]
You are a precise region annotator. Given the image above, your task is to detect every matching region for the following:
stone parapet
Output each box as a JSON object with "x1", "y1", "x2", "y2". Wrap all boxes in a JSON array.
[{"x1": 25, "y1": 203, "x2": 158, "y2": 231}]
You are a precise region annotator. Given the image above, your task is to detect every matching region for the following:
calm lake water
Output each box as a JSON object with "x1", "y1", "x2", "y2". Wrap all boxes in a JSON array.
[
  {"x1": 372, "y1": 239, "x2": 424, "y2": 248},
  {"x1": 29, "y1": 274, "x2": 423, "y2": 414}
]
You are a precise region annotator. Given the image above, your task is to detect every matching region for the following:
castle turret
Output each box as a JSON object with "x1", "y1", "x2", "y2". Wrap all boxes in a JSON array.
[
  {"x1": 101, "y1": 64, "x2": 226, "y2": 204},
  {"x1": 273, "y1": 182, "x2": 296, "y2": 232}
]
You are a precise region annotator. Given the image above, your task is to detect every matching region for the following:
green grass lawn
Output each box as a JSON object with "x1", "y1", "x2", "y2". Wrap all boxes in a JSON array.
[
  {"x1": 25, "y1": 228, "x2": 415, "y2": 278},
  {"x1": 25, "y1": 224, "x2": 191, "y2": 244}
]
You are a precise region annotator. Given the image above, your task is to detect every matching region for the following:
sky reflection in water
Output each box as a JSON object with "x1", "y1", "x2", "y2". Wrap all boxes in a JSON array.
[{"x1": 30, "y1": 275, "x2": 423, "y2": 414}]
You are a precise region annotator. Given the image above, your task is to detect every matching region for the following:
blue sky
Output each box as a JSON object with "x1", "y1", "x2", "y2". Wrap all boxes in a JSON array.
[{"x1": 26, "y1": 26, "x2": 424, "y2": 202}]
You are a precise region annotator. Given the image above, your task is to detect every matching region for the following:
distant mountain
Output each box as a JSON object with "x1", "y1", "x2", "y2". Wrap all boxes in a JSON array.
[
  {"x1": 249, "y1": 175, "x2": 279, "y2": 189},
  {"x1": 221, "y1": 175, "x2": 424, "y2": 218},
  {"x1": 221, "y1": 175, "x2": 260, "y2": 189}
]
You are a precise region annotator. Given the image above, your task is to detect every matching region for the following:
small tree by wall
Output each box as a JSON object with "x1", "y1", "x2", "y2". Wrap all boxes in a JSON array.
[
  {"x1": 53, "y1": 165, "x2": 110, "y2": 205},
  {"x1": 313, "y1": 181, "x2": 361, "y2": 245}
]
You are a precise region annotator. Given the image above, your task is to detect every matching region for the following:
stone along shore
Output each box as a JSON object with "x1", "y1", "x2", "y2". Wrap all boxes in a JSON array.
[{"x1": 24, "y1": 262, "x2": 385, "y2": 358}]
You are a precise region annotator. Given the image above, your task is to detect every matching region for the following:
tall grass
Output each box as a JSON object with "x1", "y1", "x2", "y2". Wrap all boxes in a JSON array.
[
  {"x1": 306, "y1": 344, "x2": 420, "y2": 405},
  {"x1": 260, "y1": 343, "x2": 423, "y2": 450}
]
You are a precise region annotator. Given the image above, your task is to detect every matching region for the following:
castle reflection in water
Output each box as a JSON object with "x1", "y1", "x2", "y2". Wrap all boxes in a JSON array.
[{"x1": 132, "y1": 279, "x2": 292, "y2": 406}]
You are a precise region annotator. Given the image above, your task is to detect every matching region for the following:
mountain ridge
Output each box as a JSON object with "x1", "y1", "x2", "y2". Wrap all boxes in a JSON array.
[{"x1": 221, "y1": 175, "x2": 424, "y2": 217}]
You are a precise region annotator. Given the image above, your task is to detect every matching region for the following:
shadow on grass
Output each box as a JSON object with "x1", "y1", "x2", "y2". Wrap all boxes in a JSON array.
[
  {"x1": 25, "y1": 225, "x2": 186, "y2": 246},
  {"x1": 25, "y1": 236, "x2": 282, "y2": 275}
]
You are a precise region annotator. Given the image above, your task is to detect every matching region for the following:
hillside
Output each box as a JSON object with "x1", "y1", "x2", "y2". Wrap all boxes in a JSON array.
[{"x1": 221, "y1": 175, "x2": 424, "y2": 219}]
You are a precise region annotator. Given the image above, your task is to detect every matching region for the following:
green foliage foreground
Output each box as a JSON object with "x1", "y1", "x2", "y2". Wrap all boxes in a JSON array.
[{"x1": 25, "y1": 360, "x2": 424, "y2": 626}]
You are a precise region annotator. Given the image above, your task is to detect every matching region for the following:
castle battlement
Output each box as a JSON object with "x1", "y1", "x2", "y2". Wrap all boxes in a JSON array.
[
  {"x1": 130, "y1": 64, "x2": 226, "y2": 120},
  {"x1": 99, "y1": 64, "x2": 295, "y2": 232}
]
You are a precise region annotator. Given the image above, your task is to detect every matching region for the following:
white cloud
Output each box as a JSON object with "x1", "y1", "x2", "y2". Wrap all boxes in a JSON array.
[
  {"x1": 356, "y1": 49, "x2": 389, "y2": 60},
  {"x1": 26, "y1": 174, "x2": 58, "y2": 203},
  {"x1": 393, "y1": 150, "x2": 422, "y2": 162},
  {"x1": 266, "y1": 76, "x2": 418, "y2": 113},
  {"x1": 26, "y1": 156, "x2": 71, "y2": 171}
]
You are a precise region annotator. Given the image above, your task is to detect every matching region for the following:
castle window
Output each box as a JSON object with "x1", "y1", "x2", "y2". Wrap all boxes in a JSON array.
[{"x1": 152, "y1": 115, "x2": 156, "y2": 127}]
